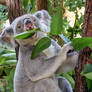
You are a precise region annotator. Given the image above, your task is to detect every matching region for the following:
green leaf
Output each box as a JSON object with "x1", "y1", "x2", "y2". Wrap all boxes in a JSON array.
[
  {"x1": 0, "y1": 67, "x2": 2, "y2": 75},
  {"x1": 2, "y1": 53, "x2": 16, "y2": 59},
  {"x1": 30, "y1": 0, "x2": 36, "y2": 13},
  {"x1": 72, "y1": 37, "x2": 92, "y2": 51},
  {"x1": 81, "y1": 64, "x2": 92, "y2": 80},
  {"x1": 50, "y1": 6, "x2": 63, "y2": 35},
  {"x1": 4, "y1": 67, "x2": 10, "y2": 75},
  {"x1": 5, "y1": 60, "x2": 17, "y2": 65},
  {"x1": 82, "y1": 72, "x2": 92, "y2": 80},
  {"x1": 14, "y1": 28, "x2": 40, "y2": 39},
  {"x1": 22, "y1": 0, "x2": 29, "y2": 9},
  {"x1": 82, "y1": 64, "x2": 92, "y2": 74},
  {"x1": 90, "y1": 53, "x2": 92, "y2": 59},
  {"x1": 31, "y1": 37, "x2": 51, "y2": 59},
  {"x1": 86, "y1": 78, "x2": 92, "y2": 91}
]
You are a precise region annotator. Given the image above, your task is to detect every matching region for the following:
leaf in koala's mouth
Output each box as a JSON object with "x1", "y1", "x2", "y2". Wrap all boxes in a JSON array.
[
  {"x1": 14, "y1": 28, "x2": 40, "y2": 39},
  {"x1": 31, "y1": 37, "x2": 51, "y2": 59},
  {"x1": 26, "y1": 23, "x2": 35, "y2": 31}
]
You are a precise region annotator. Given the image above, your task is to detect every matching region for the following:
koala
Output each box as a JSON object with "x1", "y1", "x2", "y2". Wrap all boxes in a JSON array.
[{"x1": 0, "y1": 10, "x2": 78, "y2": 92}]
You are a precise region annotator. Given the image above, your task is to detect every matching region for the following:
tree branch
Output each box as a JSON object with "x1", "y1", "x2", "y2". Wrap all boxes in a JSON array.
[{"x1": 0, "y1": 0, "x2": 6, "y2": 6}]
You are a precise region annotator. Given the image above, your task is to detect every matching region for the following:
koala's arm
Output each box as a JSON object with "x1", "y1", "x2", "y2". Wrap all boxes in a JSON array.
[
  {"x1": 23, "y1": 44, "x2": 70, "y2": 82},
  {"x1": 25, "y1": 55, "x2": 66, "y2": 82}
]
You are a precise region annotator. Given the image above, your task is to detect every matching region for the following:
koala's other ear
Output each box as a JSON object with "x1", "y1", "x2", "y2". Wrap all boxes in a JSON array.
[
  {"x1": 0, "y1": 26, "x2": 13, "y2": 36},
  {"x1": 0, "y1": 26, "x2": 15, "y2": 47},
  {"x1": 41, "y1": 10, "x2": 51, "y2": 20},
  {"x1": 34, "y1": 10, "x2": 51, "y2": 21}
]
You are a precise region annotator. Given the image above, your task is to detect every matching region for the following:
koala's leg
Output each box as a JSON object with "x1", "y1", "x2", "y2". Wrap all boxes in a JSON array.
[
  {"x1": 33, "y1": 78, "x2": 62, "y2": 92},
  {"x1": 58, "y1": 76, "x2": 73, "y2": 92}
]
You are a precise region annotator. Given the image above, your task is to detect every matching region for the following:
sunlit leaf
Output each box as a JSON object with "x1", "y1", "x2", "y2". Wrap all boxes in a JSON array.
[
  {"x1": 5, "y1": 60, "x2": 17, "y2": 65},
  {"x1": 82, "y1": 72, "x2": 92, "y2": 80},
  {"x1": 2, "y1": 53, "x2": 16, "y2": 59}
]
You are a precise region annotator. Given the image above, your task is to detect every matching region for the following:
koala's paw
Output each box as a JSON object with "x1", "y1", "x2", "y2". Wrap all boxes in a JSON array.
[{"x1": 59, "y1": 42, "x2": 74, "y2": 55}]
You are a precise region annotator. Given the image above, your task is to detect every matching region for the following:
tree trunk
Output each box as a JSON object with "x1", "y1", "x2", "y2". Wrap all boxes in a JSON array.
[
  {"x1": 6, "y1": 0, "x2": 25, "y2": 23},
  {"x1": 75, "y1": 0, "x2": 92, "y2": 92},
  {"x1": 75, "y1": 47, "x2": 92, "y2": 92},
  {"x1": 82, "y1": 0, "x2": 92, "y2": 37},
  {"x1": 6, "y1": 0, "x2": 25, "y2": 60},
  {"x1": 36, "y1": 0, "x2": 48, "y2": 11}
]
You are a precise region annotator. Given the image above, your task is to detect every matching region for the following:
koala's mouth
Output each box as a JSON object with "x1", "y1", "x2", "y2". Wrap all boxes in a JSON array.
[
  {"x1": 25, "y1": 23, "x2": 35, "y2": 31},
  {"x1": 67, "y1": 49, "x2": 75, "y2": 56}
]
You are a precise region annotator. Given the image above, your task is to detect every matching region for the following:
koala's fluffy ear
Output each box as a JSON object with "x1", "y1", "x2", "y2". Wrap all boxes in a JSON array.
[
  {"x1": 34, "y1": 10, "x2": 51, "y2": 24},
  {"x1": 0, "y1": 26, "x2": 16, "y2": 48},
  {"x1": 34, "y1": 10, "x2": 51, "y2": 20}
]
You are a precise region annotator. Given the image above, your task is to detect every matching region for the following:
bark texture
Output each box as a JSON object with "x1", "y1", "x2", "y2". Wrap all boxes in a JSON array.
[
  {"x1": 75, "y1": 47, "x2": 92, "y2": 92},
  {"x1": 82, "y1": 0, "x2": 92, "y2": 37},
  {"x1": 36, "y1": 0, "x2": 48, "y2": 11},
  {"x1": 75, "y1": 0, "x2": 92, "y2": 92},
  {"x1": 6, "y1": 0, "x2": 25, "y2": 23},
  {"x1": 6, "y1": 0, "x2": 25, "y2": 60}
]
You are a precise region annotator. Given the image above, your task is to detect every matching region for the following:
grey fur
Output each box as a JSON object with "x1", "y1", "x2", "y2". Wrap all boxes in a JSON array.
[
  {"x1": 0, "y1": 10, "x2": 78, "y2": 92},
  {"x1": 58, "y1": 76, "x2": 73, "y2": 92}
]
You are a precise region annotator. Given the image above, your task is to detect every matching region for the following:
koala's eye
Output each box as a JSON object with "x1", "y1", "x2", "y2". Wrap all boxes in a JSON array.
[
  {"x1": 17, "y1": 25, "x2": 21, "y2": 29},
  {"x1": 33, "y1": 19, "x2": 36, "y2": 22},
  {"x1": 36, "y1": 13, "x2": 41, "y2": 18}
]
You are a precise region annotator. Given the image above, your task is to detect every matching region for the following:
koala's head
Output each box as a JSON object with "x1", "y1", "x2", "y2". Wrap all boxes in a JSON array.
[
  {"x1": 63, "y1": 42, "x2": 78, "y2": 63},
  {"x1": 0, "y1": 10, "x2": 51, "y2": 47}
]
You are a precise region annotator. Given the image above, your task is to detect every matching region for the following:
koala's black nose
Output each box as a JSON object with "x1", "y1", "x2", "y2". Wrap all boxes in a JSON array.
[{"x1": 24, "y1": 19, "x2": 32, "y2": 25}]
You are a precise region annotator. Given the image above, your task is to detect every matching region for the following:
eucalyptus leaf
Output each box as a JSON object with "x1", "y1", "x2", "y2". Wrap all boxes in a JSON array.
[
  {"x1": 22, "y1": 0, "x2": 29, "y2": 9},
  {"x1": 50, "y1": 6, "x2": 63, "y2": 35},
  {"x1": 5, "y1": 60, "x2": 17, "y2": 65},
  {"x1": 72, "y1": 37, "x2": 92, "y2": 51},
  {"x1": 1, "y1": 53, "x2": 16, "y2": 59},
  {"x1": 14, "y1": 28, "x2": 40, "y2": 39},
  {"x1": 31, "y1": 37, "x2": 51, "y2": 59},
  {"x1": 86, "y1": 78, "x2": 92, "y2": 91},
  {"x1": 82, "y1": 72, "x2": 92, "y2": 80},
  {"x1": 81, "y1": 64, "x2": 92, "y2": 74},
  {"x1": 81, "y1": 64, "x2": 92, "y2": 80}
]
